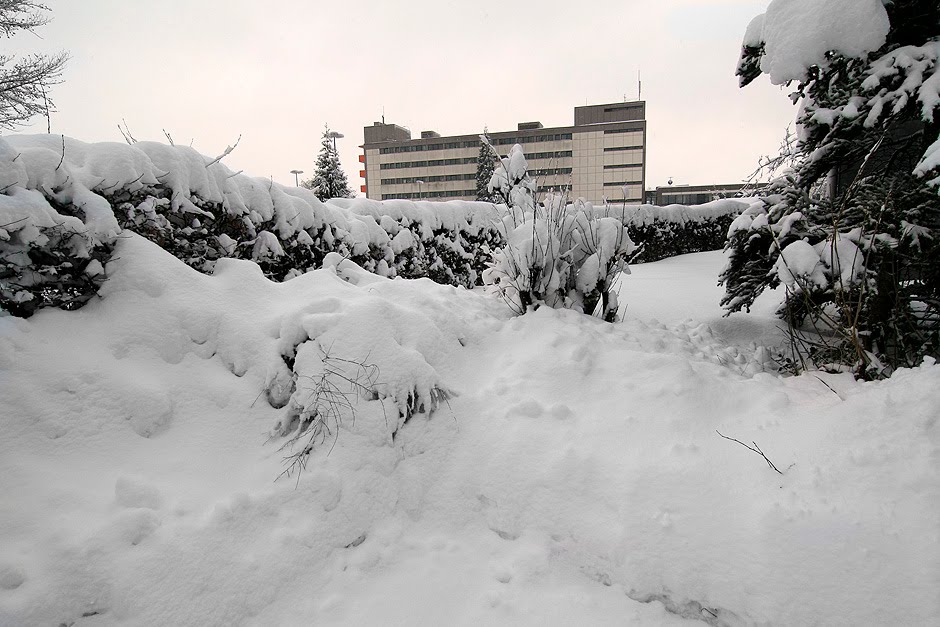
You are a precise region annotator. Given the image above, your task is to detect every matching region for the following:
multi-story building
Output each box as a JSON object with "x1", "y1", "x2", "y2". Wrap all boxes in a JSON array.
[
  {"x1": 358, "y1": 101, "x2": 646, "y2": 205},
  {"x1": 646, "y1": 182, "x2": 748, "y2": 206}
]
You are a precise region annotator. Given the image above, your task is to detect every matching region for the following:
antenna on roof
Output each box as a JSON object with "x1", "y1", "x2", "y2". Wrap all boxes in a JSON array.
[
  {"x1": 638, "y1": 70, "x2": 642, "y2": 101},
  {"x1": 381, "y1": 106, "x2": 385, "y2": 125}
]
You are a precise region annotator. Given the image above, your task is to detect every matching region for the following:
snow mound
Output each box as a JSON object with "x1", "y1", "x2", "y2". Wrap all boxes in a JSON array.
[{"x1": 0, "y1": 244, "x2": 937, "y2": 625}]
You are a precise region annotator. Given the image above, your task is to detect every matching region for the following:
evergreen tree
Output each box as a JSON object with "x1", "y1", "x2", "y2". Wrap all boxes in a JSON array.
[
  {"x1": 721, "y1": 0, "x2": 940, "y2": 376},
  {"x1": 475, "y1": 130, "x2": 498, "y2": 203},
  {"x1": 302, "y1": 125, "x2": 353, "y2": 201}
]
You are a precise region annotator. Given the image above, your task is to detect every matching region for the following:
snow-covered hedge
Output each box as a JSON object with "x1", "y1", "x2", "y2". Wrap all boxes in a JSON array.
[
  {"x1": 0, "y1": 134, "x2": 745, "y2": 318},
  {"x1": 0, "y1": 135, "x2": 501, "y2": 317},
  {"x1": 612, "y1": 199, "x2": 749, "y2": 263}
]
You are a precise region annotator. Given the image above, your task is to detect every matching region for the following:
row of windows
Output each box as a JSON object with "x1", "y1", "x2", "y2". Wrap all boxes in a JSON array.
[
  {"x1": 529, "y1": 167, "x2": 573, "y2": 177},
  {"x1": 377, "y1": 129, "x2": 647, "y2": 157},
  {"x1": 603, "y1": 181, "x2": 644, "y2": 187},
  {"x1": 525, "y1": 150, "x2": 573, "y2": 160},
  {"x1": 381, "y1": 186, "x2": 575, "y2": 200},
  {"x1": 535, "y1": 184, "x2": 575, "y2": 194},
  {"x1": 603, "y1": 127, "x2": 645, "y2": 135},
  {"x1": 381, "y1": 173, "x2": 477, "y2": 185},
  {"x1": 380, "y1": 157, "x2": 477, "y2": 170},
  {"x1": 660, "y1": 193, "x2": 718, "y2": 205},
  {"x1": 379, "y1": 168, "x2": 573, "y2": 188},
  {"x1": 603, "y1": 145, "x2": 644, "y2": 152},
  {"x1": 492, "y1": 133, "x2": 572, "y2": 145},
  {"x1": 380, "y1": 140, "x2": 479, "y2": 154},
  {"x1": 377, "y1": 132, "x2": 575, "y2": 155},
  {"x1": 603, "y1": 163, "x2": 643, "y2": 170},
  {"x1": 382, "y1": 189, "x2": 476, "y2": 200}
]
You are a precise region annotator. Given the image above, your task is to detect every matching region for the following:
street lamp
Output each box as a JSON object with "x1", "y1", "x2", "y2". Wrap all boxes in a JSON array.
[
  {"x1": 415, "y1": 179, "x2": 425, "y2": 200},
  {"x1": 290, "y1": 169, "x2": 304, "y2": 186},
  {"x1": 327, "y1": 131, "x2": 344, "y2": 152}
]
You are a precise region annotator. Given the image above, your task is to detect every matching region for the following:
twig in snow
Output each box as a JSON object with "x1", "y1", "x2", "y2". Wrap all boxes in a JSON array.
[
  {"x1": 55, "y1": 134, "x2": 65, "y2": 171},
  {"x1": 716, "y1": 430, "x2": 787, "y2": 475},
  {"x1": 205, "y1": 134, "x2": 242, "y2": 168},
  {"x1": 0, "y1": 216, "x2": 29, "y2": 229},
  {"x1": 812, "y1": 375, "x2": 843, "y2": 400},
  {"x1": 162, "y1": 128, "x2": 175, "y2": 146}
]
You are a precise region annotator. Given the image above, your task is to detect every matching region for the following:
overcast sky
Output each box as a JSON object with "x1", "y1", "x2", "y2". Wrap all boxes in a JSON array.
[{"x1": 11, "y1": 0, "x2": 796, "y2": 191}]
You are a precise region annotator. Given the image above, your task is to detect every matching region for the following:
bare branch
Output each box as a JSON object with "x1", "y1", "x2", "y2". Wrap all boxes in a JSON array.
[
  {"x1": 54, "y1": 132, "x2": 64, "y2": 170},
  {"x1": 0, "y1": 1, "x2": 52, "y2": 37},
  {"x1": 117, "y1": 118, "x2": 137, "y2": 145},
  {"x1": 0, "y1": 49, "x2": 68, "y2": 130},
  {"x1": 716, "y1": 430, "x2": 787, "y2": 475},
  {"x1": 205, "y1": 134, "x2": 242, "y2": 168}
]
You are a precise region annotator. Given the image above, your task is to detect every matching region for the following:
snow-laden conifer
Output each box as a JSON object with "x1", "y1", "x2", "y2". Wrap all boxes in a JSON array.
[
  {"x1": 302, "y1": 125, "x2": 353, "y2": 201},
  {"x1": 722, "y1": 0, "x2": 940, "y2": 376},
  {"x1": 475, "y1": 131, "x2": 498, "y2": 203}
]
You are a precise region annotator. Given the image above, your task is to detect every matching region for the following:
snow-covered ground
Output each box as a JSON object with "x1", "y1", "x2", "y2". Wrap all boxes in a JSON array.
[{"x1": 1, "y1": 238, "x2": 937, "y2": 626}]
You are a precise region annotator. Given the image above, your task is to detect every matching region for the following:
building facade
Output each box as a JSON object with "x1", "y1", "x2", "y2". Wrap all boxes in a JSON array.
[
  {"x1": 645, "y1": 182, "x2": 748, "y2": 206},
  {"x1": 359, "y1": 101, "x2": 646, "y2": 205}
]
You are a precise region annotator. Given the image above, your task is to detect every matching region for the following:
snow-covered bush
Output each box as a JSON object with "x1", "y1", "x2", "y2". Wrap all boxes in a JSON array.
[
  {"x1": 268, "y1": 259, "x2": 456, "y2": 472},
  {"x1": 0, "y1": 137, "x2": 118, "y2": 316},
  {"x1": 722, "y1": 0, "x2": 940, "y2": 377},
  {"x1": 0, "y1": 134, "x2": 503, "y2": 317},
  {"x1": 1, "y1": 133, "x2": 742, "y2": 320},
  {"x1": 482, "y1": 143, "x2": 636, "y2": 321}
]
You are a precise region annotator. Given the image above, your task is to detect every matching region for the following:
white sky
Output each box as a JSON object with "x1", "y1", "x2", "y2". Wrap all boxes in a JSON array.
[{"x1": 10, "y1": 0, "x2": 795, "y2": 191}]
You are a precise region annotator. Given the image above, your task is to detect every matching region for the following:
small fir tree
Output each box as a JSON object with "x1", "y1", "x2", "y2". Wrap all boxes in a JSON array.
[
  {"x1": 475, "y1": 130, "x2": 498, "y2": 203},
  {"x1": 302, "y1": 125, "x2": 353, "y2": 201}
]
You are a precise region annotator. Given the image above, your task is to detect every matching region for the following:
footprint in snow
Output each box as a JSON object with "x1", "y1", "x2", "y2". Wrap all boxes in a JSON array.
[{"x1": 115, "y1": 476, "x2": 163, "y2": 510}]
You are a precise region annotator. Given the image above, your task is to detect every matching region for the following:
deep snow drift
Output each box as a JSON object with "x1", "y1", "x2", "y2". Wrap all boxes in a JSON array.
[{"x1": 0, "y1": 237, "x2": 937, "y2": 626}]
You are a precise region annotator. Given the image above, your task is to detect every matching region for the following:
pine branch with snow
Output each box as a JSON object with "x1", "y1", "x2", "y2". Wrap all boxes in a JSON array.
[{"x1": 723, "y1": 0, "x2": 940, "y2": 377}]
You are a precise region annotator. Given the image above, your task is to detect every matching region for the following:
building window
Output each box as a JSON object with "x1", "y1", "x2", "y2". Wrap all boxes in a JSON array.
[
  {"x1": 529, "y1": 167, "x2": 572, "y2": 177},
  {"x1": 378, "y1": 139, "x2": 481, "y2": 155},
  {"x1": 381, "y1": 189, "x2": 476, "y2": 200},
  {"x1": 661, "y1": 193, "x2": 715, "y2": 205},
  {"x1": 381, "y1": 173, "x2": 477, "y2": 185},
  {"x1": 526, "y1": 150, "x2": 573, "y2": 160},
  {"x1": 492, "y1": 133, "x2": 572, "y2": 146},
  {"x1": 379, "y1": 157, "x2": 477, "y2": 170},
  {"x1": 603, "y1": 145, "x2": 644, "y2": 152},
  {"x1": 603, "y1": 163, "x2": 643, "y2": 170}
]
